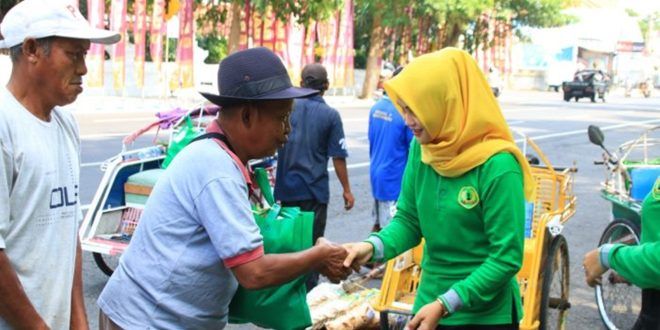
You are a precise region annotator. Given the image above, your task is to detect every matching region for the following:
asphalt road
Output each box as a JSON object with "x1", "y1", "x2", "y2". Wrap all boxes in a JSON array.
[{"x1": 71, "y1": 88, "x2": 660, "y2": 329}]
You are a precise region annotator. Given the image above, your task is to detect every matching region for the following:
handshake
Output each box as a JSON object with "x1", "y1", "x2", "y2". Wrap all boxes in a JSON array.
[{"x1": 314, "y1": 238, "x2": 377, "y2": 283}]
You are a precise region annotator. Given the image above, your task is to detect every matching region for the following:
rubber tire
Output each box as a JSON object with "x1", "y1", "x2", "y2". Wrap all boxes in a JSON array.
[
  {"x1": 563, "y1": 93, "x2": 571, "y2": 102},
  {"x1": 574, "y1": 96, "x2": 579, "y2": 102},
  {"x1": 595, "y1": 218, "x2": 642, "y2": 330},
  {"x1": 539, "y1": 235, "x2": 570, "y2": 330},
  {"x1": 93, "y1": 252, "x2": 118, "y2": 276},
  {"x1": 590, "y1": 94, "x2": 596, "y2": 103}
]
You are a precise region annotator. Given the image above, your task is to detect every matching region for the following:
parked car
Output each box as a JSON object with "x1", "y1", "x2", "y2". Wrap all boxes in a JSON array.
[{"x1": 562, "y1": 69, "x2": 610, "y2": 102}]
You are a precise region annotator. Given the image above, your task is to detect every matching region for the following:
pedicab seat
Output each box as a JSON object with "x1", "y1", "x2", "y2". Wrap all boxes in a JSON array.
[{"x1": 124, "y1": 169, "x2": 164, "y2": 207}]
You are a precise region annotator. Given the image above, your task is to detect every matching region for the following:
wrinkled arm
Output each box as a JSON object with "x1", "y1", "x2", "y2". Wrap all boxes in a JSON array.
[
  {"x1": 332, "y1": 157, "x2": 354, "y2": 210},
  {"x1": 0, "y1": 250, "x2": 49, "y2": 329},
  {"x1": 231, "y1": 239, "x2": 349, "y2": 289},
  {"x1": 69, "y1": 240, "x2": 88, "y2": 330}
]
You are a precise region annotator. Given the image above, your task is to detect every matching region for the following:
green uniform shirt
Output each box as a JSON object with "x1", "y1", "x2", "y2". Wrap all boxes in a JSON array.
[
  {"x1": 608, "y1": 178, "x2": 660, "y2": 289},
  {"x1": 372, "y1": 140, "x2": 525, "y2": 326}
]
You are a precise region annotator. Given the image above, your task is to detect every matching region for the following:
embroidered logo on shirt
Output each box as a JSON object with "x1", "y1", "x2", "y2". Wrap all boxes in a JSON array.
[
  {"x1": 339, "y1": 137, "x2": 347, "y2": 150},
  {"x1": 458, "y1": 186, "x2": 479, "y2": 209},
  {"x1": 653, "y1": 178, "x2": 659, "y2": 201}
]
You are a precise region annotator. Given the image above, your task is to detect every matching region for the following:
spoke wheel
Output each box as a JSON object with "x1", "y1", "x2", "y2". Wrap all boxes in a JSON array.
[
  {"x1": 93, "y1": 252, "x2": 121, "y2": 276},
  {"x1": 540, "y1": 235, "x2": 570, "y2": 330},
  {"x1": 595, "y1": 218, "x2": 642, "y2": 330}
]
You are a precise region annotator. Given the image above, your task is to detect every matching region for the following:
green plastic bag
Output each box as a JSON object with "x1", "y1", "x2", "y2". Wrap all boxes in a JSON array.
[
  {"x1": 228, "y1": 168, "x2": 314, "y2": 330},
  {"x1": 162, "y1": 116, "x2": 201, "y2": 169}
]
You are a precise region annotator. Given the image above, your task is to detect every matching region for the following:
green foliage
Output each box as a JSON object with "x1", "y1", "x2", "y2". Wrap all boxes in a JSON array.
[
  {"x1": 249, "y1": 0, "x2": 342, "y2": 25},
  {"x1": 625, "y1": 9, "x2": 660, "y2": 45},
  {"x1": 197, "y1": 34, "x2": 228, "y2": 63},
  {"x1": 502, "y1": 0, "x2": 575, "y2": 28}
]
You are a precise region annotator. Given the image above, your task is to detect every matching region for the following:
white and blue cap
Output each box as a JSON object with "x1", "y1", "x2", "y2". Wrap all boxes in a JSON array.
[{"x1": 0, "y1": 0, "x2": 120, "y2": 49}]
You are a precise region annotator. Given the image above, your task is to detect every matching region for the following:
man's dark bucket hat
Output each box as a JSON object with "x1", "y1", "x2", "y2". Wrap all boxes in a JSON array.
[{"x1": 200, "y1": 47, "x2": 318, "y2": 106}]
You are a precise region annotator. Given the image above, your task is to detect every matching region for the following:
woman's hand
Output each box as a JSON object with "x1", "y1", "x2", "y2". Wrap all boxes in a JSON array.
[
  {"x1": 407, "y1": 300, "x2": 446, "y2": 330},
  {"x1": 342, "y1": 242, "x2": 373, "y2": 271}
]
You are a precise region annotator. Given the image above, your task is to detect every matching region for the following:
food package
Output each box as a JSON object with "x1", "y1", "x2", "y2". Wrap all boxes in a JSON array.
[
  {"x1": 324, "y1": 301, "x2": 379, "y2": 330},
  {"x1": 308, "y1": 284, "x2": 381, "y2": 329}
]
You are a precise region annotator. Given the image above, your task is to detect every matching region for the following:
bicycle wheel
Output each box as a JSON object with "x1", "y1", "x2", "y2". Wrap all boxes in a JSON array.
[
  {"x1": 540, "y1": 235, "x2": 570, "y2": 330},
  {"x1": 595, "y1": 218, "x2": 642, "y2": 330},
  {"x1": 93, "y1": 252, "x2": 121, "y2": 276}
]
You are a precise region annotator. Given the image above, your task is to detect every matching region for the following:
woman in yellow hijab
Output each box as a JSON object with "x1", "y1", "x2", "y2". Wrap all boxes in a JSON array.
[{"x1": 344, "y1": 48, "x2": 534, "y2": 329}]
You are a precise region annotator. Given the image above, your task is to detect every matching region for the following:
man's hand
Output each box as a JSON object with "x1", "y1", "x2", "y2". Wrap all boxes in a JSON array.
[
  {"x1": 316, "y1": 238, "x2": 351, "y2": 283},
  {"x1": 342, "y1": 242, "x2": 373, "y2": 272},
  {"x1": 407, "y1": 300, "x2": 445, "y2": 330},
  {"x1": 343, "y1": 190, "x2": 355, "y2": 210},
  {"x1": 583, "y1": 248, "x2": 606, "y2": 287}
]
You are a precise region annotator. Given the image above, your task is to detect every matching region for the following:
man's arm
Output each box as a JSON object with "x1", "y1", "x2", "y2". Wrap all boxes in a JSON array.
[
  {"x1": 332, "y1": 157, "x2": 354, "y2": 210},
  {"x1": 69, "y1": 240, "x2": 88, "y2": 330},
  {"x1": 0, "y1": 250, "x2": 49, "y2": 329},
  {"x1": 231, "y1": 238, "x2": 350, "y2": 289}
]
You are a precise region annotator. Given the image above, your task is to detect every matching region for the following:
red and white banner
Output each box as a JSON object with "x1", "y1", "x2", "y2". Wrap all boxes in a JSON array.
[
  {"x1": 133, "y1": 0, "x2": 147, "y2": 87},
  {"x1": 171, "y1": 0, "x2": 194, "y2": 89},
  {"x1": 85, "y1": 0, "x2": 105, "y2": 87},
  {"x1": 110, "y1": 0, "x2": 127, "y2": 90},
  {"x1": 150, "y1": 0, "x2": 166, "y2": 70}
]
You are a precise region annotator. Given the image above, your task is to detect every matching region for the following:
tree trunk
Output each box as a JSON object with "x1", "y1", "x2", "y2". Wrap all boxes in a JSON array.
[
  {"x1": 228, "y1": 0, "x2": 242, "y2": 54},
  {"x1": 359, "y1": 11, "x2": 384, "y2": 99},
  {"x1": 386, "y1": 27, "x2": 396, "y2": 63},
  {"x1": 444, "y1": 22, "x2": 463, "y2": 48}
]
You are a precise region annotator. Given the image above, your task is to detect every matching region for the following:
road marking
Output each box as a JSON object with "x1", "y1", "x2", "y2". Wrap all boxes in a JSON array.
[
  {"x1": 329, "y1": 161, "x2": 370, "y2": 172},
  {"x1": 81, "y1": 161, "x2": 104, "y2": 168},
  {"x1": 80, "y1": 131, "x2": 157, "y2": 139},
  {"x1": 513, "y1": 118, "x2": 660, "y2": 142},
  {"x1": 80, "y1": 118, "x2": 660, "y2": 170},
  {"x1": 93, "y1": 117, "x2": 154, "y2": 123},
  {"x1": 342, "y1": 118, "x2": 367, "y2": 123}
]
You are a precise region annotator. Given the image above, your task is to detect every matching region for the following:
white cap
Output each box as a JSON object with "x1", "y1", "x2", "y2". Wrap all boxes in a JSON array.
[{"x1": 0, "y1": 0, "x2": 120, "y2": 49}]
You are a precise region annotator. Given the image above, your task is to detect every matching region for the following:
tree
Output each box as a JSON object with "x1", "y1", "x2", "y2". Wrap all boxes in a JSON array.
[
  {"x1": 199, "y1": 0, "x2": 342, "y2": 54},
  {"x1": 355, "y1": 0, "x2": 414, "y2": 99},
  {"x1": 626, "y1": 9, "x2": 660, "y2": 48},
  {"x1": 355, "y1": 0, "x2": 575, "y2": 99}
]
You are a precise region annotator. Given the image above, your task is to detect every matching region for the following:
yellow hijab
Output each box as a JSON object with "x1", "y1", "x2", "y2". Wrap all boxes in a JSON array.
[{"x1": 383, "y1": 48, "x2": 536, "y2": 200}]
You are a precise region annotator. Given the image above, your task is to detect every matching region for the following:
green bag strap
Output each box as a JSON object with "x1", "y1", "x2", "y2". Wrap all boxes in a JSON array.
[
  {"x1": 265, "y1": 203, "x2": 281, "y2": 222},
  {"x1": 279, "y1": 206, "x2": 301, "y2": 219},
  {"x1": 254, "y1": 167, "x2": 275, "y2": 206},
  {"x1": 263, "y1": 204, "x2": 302, "y2": 222}
]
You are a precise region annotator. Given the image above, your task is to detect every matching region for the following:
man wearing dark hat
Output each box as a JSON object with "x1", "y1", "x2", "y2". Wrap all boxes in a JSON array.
[
  {"x1": 97, "y1": 48, "x2": 351, "y2": 329},
  {"x1": 0, "y1": 0, "x2": 120, "y2": 329},
  {"x1": 274, "y1": 63, "x2": 355, "y2": 290}
]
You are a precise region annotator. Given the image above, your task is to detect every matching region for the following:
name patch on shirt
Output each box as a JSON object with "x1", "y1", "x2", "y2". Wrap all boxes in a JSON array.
[
  {"x1": 373, "y1": 110, "x2": 393, "y2": 122},
  {"x1": 458, "y1": 186, "x2": 479, "y2": 209}
]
